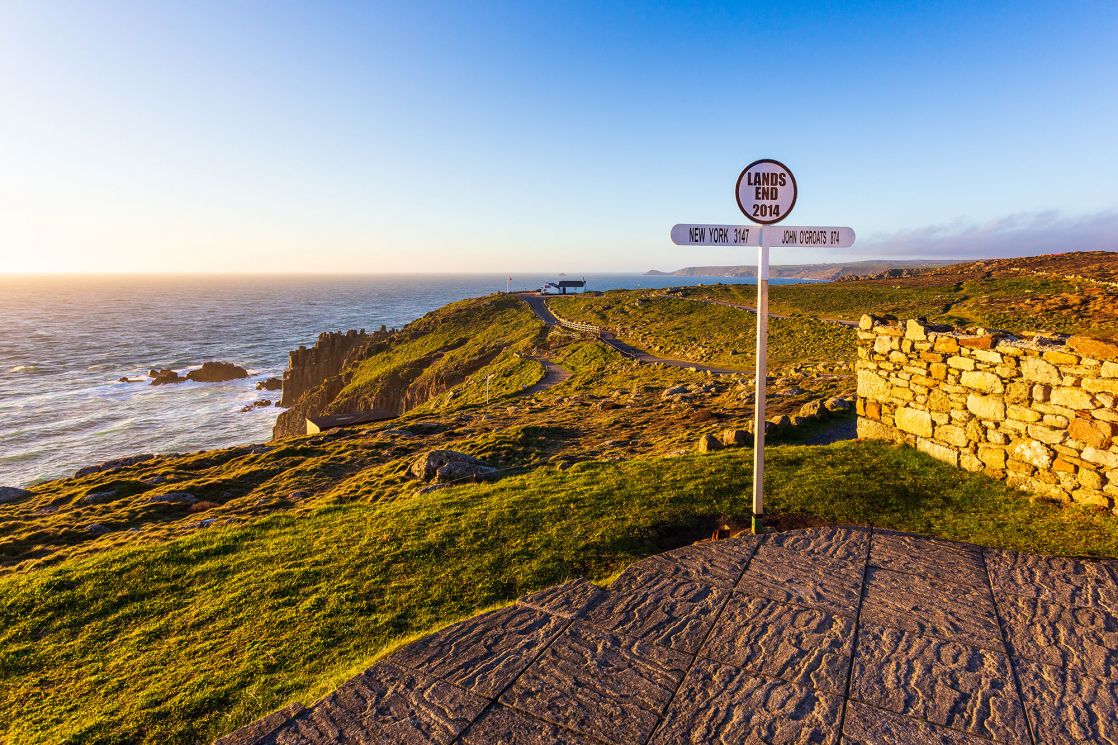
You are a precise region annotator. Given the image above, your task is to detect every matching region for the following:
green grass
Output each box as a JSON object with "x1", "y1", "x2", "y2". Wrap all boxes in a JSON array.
[
  {"x1": 4, "y1": 440, "x2": 1118, "y2": 743},
  {"x1": 335, "y1": 294, "x2": 546, "y2": 409},
  {"x1": 549, "y1": 291, "x2": 856, "y2": 369}
]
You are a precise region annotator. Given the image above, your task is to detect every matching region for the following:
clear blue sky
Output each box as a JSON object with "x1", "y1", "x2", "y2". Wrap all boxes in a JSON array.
[{"x1": 1, "y1": 1, "x2": 1116, "y2": 272}]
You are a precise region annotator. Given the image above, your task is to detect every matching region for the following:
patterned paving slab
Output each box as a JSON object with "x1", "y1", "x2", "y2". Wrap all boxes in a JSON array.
[{"x1": 216, "y1": 527, "x2": 1118, "y2": 745}]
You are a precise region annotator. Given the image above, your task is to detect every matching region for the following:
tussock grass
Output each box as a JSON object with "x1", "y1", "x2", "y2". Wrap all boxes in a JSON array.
[{"x1": 3, "y1": 440, "x2": 1118, "y2": 743}]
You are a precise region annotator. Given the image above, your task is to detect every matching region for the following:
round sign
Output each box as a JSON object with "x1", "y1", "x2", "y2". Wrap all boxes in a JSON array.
[{"x1": 735, "y1": 159, "x2": 797, "y2": 225}]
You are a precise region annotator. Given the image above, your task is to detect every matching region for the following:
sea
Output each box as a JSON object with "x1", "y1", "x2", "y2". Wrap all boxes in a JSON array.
[{"x1": 0, "y1": 273, "x2": 806, "y2": 487}]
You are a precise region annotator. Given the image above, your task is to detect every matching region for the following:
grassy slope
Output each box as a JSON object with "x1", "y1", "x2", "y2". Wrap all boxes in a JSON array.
[
  {"x1": 549, "y1": 291, "x2": 856, "y2": 369},
  {"x1": 5, "y1": 440, "x2": 1118, "y2": 743},
  {"x1": 333, "y1": 294, "x2": 546, "y2": 410},
  {"x1": 683, "y1": 254, "x2": 1118, "y2": 337}
]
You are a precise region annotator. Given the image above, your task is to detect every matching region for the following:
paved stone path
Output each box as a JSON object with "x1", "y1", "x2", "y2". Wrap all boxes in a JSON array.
[{"x1": 217, "y1": 527, "x2": 1118, "y2": 744}]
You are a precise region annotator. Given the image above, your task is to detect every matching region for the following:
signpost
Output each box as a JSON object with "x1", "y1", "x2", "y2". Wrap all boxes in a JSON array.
[{"x1": 671, "y1": 161, "x2": 854, "y2": 534}]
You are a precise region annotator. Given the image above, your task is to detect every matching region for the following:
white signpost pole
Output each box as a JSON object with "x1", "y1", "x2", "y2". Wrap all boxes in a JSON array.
[
  {"x1": 672, "y1": 159, "x2": 854, "y2": 534},
  {"x1": 752, "y1": 239, "x2": 769, "y2": 534}
]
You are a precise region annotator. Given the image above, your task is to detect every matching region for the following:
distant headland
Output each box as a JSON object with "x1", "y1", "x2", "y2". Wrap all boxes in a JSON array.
[{"x1": 646, "y1": 259, "x2": 959, "y2": 281}]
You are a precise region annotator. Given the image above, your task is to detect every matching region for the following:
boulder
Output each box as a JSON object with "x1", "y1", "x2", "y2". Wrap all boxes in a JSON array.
[
  {"x1": 85, "y1": 523, "x2": 110, "y2": 536},
  {"x1": 240, "y1": 399, "x2": 273, "y2": 412},
  {"x1": 150, "y1": 368, "x2": 185, "y2": 385},
  {"x1": 75, "y1": 454, "x2": 155, "y2": 477},
  {"x1": 410, "y1": 450, "x2": 497, "y2": 484},
  {"x1": 798, "y1": 400, "x2": 825, "y2": 419},
  {"x1": 256, "y1": 377, "x2": 283, "y2": 391},
  {"x1": 824, "y1": 397, "x2": 852, "y2": 413},
  {"x1": 186, "y1": 361, "x2": 249, "y2": 383},
  {"x1": 697, "y1": 433, "x2": 722, "y2": 453},
  {"x1": 0, "y1": 486, "x2": 33, "y2": 504},
  {"x1": 80, "y1": 489, "x2": 116, "y2": 506},
  {"x1": 147, "y1": 491, "x2": 198, "y2": 506},
  {"x1": 720, "y1": 429, "x2": 749, "y2": 447}
]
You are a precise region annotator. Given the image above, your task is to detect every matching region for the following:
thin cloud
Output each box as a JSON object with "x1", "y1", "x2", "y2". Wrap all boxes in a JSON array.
[{"x1": 854, "y1": 210, "x2": 1118, "y2": 258}]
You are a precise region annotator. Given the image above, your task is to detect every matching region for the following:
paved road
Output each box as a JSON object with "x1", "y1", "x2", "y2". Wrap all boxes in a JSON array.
[
  {"x1": 217, "y1": 526, "x2": 1118, "y2": 744},
  {"x1": 522, "y1": 358, "x2": 571, "y2": 396},
  {"x1": 515, "y1": 293, "x2": 748, "y2": 376}
]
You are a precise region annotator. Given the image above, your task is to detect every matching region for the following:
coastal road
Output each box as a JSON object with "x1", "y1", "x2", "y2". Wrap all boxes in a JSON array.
[
  {"x1": 515, "y1": 293, "x2": 748, "y2": 376},
  {"x1": 523, "y1": 358, "x2": 571, "y2": 395}
]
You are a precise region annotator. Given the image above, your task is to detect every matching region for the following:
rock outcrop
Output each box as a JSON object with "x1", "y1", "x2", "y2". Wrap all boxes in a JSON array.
[
  {"x1": 280, "y1": 330, "x2": 382, "y2": 408},
  {"x1": 186, "y1": 362, "x2": 249, "y2": 383},
  {"x1": 149, "y1": 368, "x2": 185, "y2": 385},
  {"x1": 410, "y1": 450, "x2": 497, "y2": 484},
  {"x1": 0, "y1": 487, "x2": 33, "y2": 504},
  {"x1": 256, "y1": 377, "x2": 282, "y2": 391}
]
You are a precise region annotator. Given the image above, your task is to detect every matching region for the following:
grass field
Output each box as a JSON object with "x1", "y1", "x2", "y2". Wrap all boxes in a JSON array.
[
  {"x1": 549, "y1": 291, "x2": 857, "y2": 369},
  {"x1": 4, "y1": 439, "x2": 1118, "y2": 743}
]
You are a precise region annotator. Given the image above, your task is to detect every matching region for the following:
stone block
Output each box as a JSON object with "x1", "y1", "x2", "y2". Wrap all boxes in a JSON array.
[
  {"x1": 1026, "y1": 424, "x2": 1065, "y2": 445},
  {"x1": 1044, "y1": 350, "x2": 1080, "y2": 365},
  {"x1": 917, "y1": 437, "x2": 959, "y2": 465},
  {"x1": 586, "y1": 566, "x2": 728, "y2": 654},
  {"x1": 1011, "y1": 439, "x2": 1053, "y2": 469},
  {"x1": 874, "y1": 336, "x2": 896, "y2": 355},
  {"x1": 972, "y1": 348, "x2": 1003, "y2": 365},
  {"x1": 1051, "y1": 386, "x2": 1094, "y2": 410},
  {"x1": 850, "y1": 625, "x2": 1028, "y2": 742},
  {"x1": 699, "y1": 593, "x2": 855, "y2": 694},
  {"x1": 500, "y1": 622, "x2": 689, "y2": 743},
  {"x1": 934, "y1": 336, "x2": 960, "y2": 353},
  {"x1": 858, "y1": 313, "x2": 875, "y2": 330},
  {"x1": 1069, "y1": 418, "x2": 1112, "y2": 449},
  {"x1": 650, "y1": 658, "x2": 842, "y2": 745},
  {"x1": 960, "y1": 453, "x2": 984, "y2": 472},
  {"x1": 1073, "y1": 487, "x2": 1110, "y2": 508},
  {"x1": 1053, "y1": 458, "x2": 1077, "y2": 473},
  {"x1": 1005, "y1": 382, "x2": 1030, "y2": 404},
  {"x1": 1068, "y1": 335, "x2": 1118, "y2": 360},
  {"x1": 860, "y1": 567, "x2": 1001, "y2": 649},
  {"x1": 959, "y1": 334, "x2": 997, "y2": 350},
  {"x1": 934, "y1": 424, "x2": 968, "y2": 448},
  {"x1": 905, "y1": 319, "x2": 928, "y2": 341},
  {"x1": 1103, "y1": 361, "x2": 1118, "y2": 378},
  {"x1": 857, "y1": 370, "x2": 892, "y2": 401},
  {"x1": 1083, "y1": 377, "x2": 1118, "y2": 394},
  {"x1": 1007, "y1": 404, "x2": 1041, "y2": 422},
  {"x1": 1082, "y1": 447, "x2": 1118, "y2": 469},
  {"x1": 895, "y1": 407, "x2": 933, "y2": 437},
  {"x1": 930, "y1": 362, "x2": 948, "y2": 380},
  {"x1": 1020, "y1": 356, "x2": 1062, "y2": 384},
  {"x1": 966, "y1": 393, "x2": 1006, "y2": 421},
  {"x1": 960, "y1": 370, "x2": 1003, "y2": 393},
  {"x1": 978, "y1": 445, "x2": 1007, "y2": 469},
  {"x1": 947, "y1": 355, "x2": 975, "y2": 370}
]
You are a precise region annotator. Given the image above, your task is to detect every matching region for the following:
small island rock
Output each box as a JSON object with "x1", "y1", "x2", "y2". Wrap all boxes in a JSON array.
[
  {"x1": 186, "y1": 361, "x2": 249, "y2": 383},
  {"x1": 256, "y1": 377, "x2": 282, "y2": 391}
]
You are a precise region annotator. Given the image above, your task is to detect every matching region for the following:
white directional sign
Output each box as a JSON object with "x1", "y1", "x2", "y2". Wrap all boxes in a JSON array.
[
  {"x1": 763, "y1": 226, "x2": 856, "y2": 248},
  {"x1": 736, "y1": 159, "x2": 797, "y2": 225},
  {"x1": 672, "y1": 157, "x2": 856, "y2": 536},
  {"x1": 670, "y1": 223, "x2": 761, "y2": 246},
  {"x1": 671, "y1": 224, "x2": 855, "y2": 248}
]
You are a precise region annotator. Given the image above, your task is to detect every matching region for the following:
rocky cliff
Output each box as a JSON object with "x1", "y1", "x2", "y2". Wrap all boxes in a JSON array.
[{"x1": 279, "y1": 329, "x2": 388, "y2": 408}]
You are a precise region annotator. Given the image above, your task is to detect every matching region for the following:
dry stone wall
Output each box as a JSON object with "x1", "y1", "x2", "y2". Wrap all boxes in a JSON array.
[{"x1": 855, "y1": 315, "x2": 1118, "y2": 511}]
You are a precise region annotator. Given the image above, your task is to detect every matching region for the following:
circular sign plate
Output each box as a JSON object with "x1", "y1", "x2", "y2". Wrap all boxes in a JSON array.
[{"x1": 735, "y1": 159, "x2": 797, "y2": 225}]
